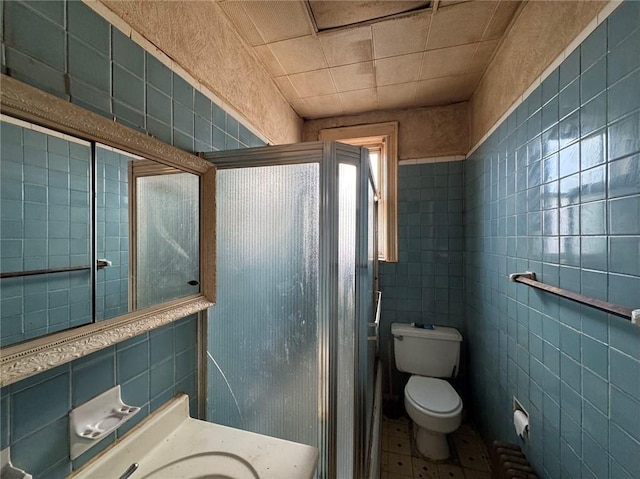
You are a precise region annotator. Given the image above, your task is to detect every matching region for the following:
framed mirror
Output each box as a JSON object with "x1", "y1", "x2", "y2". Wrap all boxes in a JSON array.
[{"x1": 0, "y1": 75, "x2": 216, "y2": 387}]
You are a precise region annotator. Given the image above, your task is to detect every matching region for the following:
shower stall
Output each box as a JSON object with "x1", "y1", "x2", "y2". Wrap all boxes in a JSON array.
[{"x1": 202, "y1": 141, "x2": 378, "y2": 478}]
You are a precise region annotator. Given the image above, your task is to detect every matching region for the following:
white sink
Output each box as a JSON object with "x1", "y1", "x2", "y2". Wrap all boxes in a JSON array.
[{"x1": 70, "y1": 394, "x2": 318, "y2": 479}]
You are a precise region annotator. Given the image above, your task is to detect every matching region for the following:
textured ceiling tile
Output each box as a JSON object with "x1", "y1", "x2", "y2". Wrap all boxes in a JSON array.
[
  {"x1": 375, "y1": 52, "x2": 424, "y2": 86},
  {"x1": 289, "y1": 69, "x2": 336, "y2": 98},
  {"x1": 303, "y1": 94, "x2": 344, "y2": 119},
  {"x1": 318, "y1": 26, "x2": 373, "y2": 67},
  {"x1": 330, "y1": 61, "x2": 375, "y2": 92},
  {"x1": 414, "y1": 72, "x2": 482, "y2": 105},
  {"x1": 338, "y1": 88, "x2": 377, "y2": 114},
  {"x1": 218, "y1": 1, "x2": 265, "y2": 46},
  {"x1": 427, "y1": 1, "x2": 498, "y2": 50},
  {"x1": 290, "y1": 98, "x2": 314, "y2": 117},
  {"x1": 420, "y1": 43, "x2": 478, "y2": 80},
  {"x1": 254, "y1": 44, "x2": 286, "y2": 77},
  {"x1": 377, "y1": 82, "x2": 417, "y2": 109},
  {"x1": 268, "y1": 36, "x2": 328, "y2": 75},
  {"x1": 372, "y1": 11, "x2": 431, "y2": 59},
  {"x1": 241, "y1": 1, "x2": 312, "y2": 43},
  {"x1": 483, "y1": 1, "x2": 522, "y2": 41},
  {"x1": 467, "y1": 40, "x2": 499, "y2": 73},
  {"x1": 274, "y1": 76, "x2": 301, "y2": 100},
  {"x1": 310, "y1": 0, "x2": 429, "y2": 30}
]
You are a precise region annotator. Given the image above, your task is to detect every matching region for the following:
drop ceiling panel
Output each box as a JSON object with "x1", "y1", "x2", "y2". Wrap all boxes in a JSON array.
[
  {"x1": 309, "y1": 1, "x2": 430, "y2": 30},
  {"x1": 219, "y1": 1, "x2": 265, "y2": 46},
  {"x1": 420, "y1": 43, "x2": 477, "y2": 80},
  {"x1": 241, "y1": 1, "x2": 313, "y2": 43},
  {"x1": 268, "y1": 36, "x2": 327, "y2": 75},
  {"x1": 483, "y1": 1, "x2": 522, "y2": 40},
  {"x1": 339, "y1": 88, "x2": 378, "y2": 114},
  {"x1": 377, "y1": 83, "x2": 417, "y2": 109},
  {"x1": 331, "y1": 61, "x2": 375, "y2": 92},
  {"x1": 376, "y1": 52, "x2": 424, "y2": 86},
  {"x1": 289, "y1": 69, "x2": 336, "y2": 98},
  {"x1": 372, "y1": 11, "x2": 431, "y2": 58},
  {"x1": 318, "y1": 26, "x2": 373, "y2": 67},
  {"x1": 254, "y1": 44, "x2": 286, "y2": 78},
  {"x1": 426, "y1": 1, "x2": 498, "y2": 50},
  {"x1": 218, "y1": 0, "x2": 521, "y2": 119},
  {"x1": 303, "y1": 94, "x2": 344, "y2": 118}
]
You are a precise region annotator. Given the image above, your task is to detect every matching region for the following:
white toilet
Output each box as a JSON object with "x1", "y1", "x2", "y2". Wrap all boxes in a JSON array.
[{"x1": 391, "y1": 322, "x2": 463, "y2": 460}]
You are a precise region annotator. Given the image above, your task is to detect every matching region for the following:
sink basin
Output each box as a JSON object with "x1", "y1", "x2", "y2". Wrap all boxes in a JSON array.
[
  {"x1": 70, "y1": 394, "x2": 318, "y2": 479},
  {"x1": 140, "y1": 452, "x2": 259, "y2": 479}
]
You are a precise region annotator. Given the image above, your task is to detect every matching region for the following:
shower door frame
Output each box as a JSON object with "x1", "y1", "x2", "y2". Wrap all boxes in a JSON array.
[{"x1": 203, "y1": 141, "x2": 373, "y2": 479}]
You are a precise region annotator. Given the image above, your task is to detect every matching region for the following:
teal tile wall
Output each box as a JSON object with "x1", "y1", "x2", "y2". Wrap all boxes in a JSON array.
[
  {"x1": 0, "y1": 122, "x2": 92, "y2": 346},
  {"x1": 95, "y1": 147, "x2": 130, "y2": 321},
  {"x1": 378, "y1": 161, "x2": 465, "y2": 395},
  {"x1": 464, "y1": 3, "x2": 640, "y2": 478},
  {"x1": 0, "y1": 316, "x2": 197, "y2": 478},
  {"x1": 0, "y1": 1, "x2": 267, "y2": 478}
]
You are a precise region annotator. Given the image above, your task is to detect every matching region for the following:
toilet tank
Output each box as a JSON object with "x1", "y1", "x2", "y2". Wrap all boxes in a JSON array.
[{"x1": 391, "y1": 323, "x2": 462, "y2": 378}]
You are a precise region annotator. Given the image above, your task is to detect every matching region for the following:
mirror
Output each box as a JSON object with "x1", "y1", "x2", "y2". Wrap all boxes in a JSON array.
[{"x1": 0, "y1": 74, "x2": 215, "y2": 387}]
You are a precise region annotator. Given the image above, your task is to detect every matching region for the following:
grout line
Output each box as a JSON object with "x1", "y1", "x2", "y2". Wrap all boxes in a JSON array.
[{"x1": 466, "y1": 0, "x2": 621, "y2": 159}]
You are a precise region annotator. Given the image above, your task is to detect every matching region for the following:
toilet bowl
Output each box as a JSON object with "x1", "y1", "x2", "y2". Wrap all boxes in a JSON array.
[
  {"x1": 391, "y1": 322, "x2": 464, "y2": 460},
  {"x1": 404, "y1": 376, "x2": 462, "y2": 460}
]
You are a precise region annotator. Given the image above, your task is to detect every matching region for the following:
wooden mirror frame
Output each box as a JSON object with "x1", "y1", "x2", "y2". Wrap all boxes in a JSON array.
[{"x1": 0, "y1": 75, "x2": 216, "y2": 387}]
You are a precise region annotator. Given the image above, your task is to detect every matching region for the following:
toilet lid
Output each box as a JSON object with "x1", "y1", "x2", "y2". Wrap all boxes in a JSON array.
[{"x1": 406, "y1": 377, "x2": 461, "y2": 415}]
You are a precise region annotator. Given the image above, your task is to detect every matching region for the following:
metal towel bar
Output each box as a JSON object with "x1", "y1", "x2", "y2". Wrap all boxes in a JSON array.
[
  {"x1": 0, "y1": 260, "x2": 110, "y2": 279},
  {"x1": 509, "y1": 271, "x2": 639, "y2": 325}
]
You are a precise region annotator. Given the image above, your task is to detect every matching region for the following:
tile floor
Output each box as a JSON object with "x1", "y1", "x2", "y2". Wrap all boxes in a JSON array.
[{"x1": 381, "y1": 416, "x2": 492, "y2": 479}]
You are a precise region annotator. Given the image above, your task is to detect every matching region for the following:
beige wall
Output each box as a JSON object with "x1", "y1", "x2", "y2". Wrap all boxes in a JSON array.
[
  {"x1": 469, "y1": 0, "x2": 607, "y2": 148},
  {"x1": 99, "y1": 0, "x2": 302, "y2": 145},
  {"x1": 303, "y1": 103, "x2": 469, "y2": 160}
]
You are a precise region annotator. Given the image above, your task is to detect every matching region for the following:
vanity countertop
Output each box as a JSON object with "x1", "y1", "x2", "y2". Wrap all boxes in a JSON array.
[{"x1": 70, "y1": 394, "x2": 318, "y2": 479}]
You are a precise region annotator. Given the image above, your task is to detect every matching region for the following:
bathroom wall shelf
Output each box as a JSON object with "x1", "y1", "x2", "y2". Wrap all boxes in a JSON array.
[
  {"x1": 509, "y1": 272, "x2": 639, "y2": 325},
  {"x1": 69, "y1": 385, "x2": 140, "y2": 460}
]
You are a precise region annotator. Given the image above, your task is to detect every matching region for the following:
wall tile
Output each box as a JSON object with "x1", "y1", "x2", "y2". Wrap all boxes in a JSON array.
[
  {"x1": 112, "y1": 28, "x2": 144, "y2": 78},
  {"x1": 68, "y1": 1, "x2": 110, "y2": 56}
]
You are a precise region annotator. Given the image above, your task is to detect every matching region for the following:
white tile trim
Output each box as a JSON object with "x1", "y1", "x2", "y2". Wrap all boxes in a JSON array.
[
  {"x1": 466, "y1": 0, "x2": 622, "y2": 158},
  {"x1": 82, "y1": 1, "x2": 272, "y2": 146},
  {"x1": 399, "y1": 155, "x2": 465, "y2": 165}
]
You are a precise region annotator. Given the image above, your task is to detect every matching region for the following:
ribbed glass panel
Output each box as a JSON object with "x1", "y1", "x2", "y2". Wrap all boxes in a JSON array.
[
  {"x1": 337, "y1": 163, "x2": 357, "y2": 478},
  {"x1": 207, "y1": 164, "x2": 320, "y2": 450},
  {"x1": 364, "y1": 178, "x2": 377, "y2": 460},
  {"x1": 136, "y1": 173, "x2": 199, "y2": 308}
]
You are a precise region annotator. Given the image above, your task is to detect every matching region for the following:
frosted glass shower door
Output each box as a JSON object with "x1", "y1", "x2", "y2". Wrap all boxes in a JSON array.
[{"x1": 207, "y1": 163, "x2": 321, "y2": 447}]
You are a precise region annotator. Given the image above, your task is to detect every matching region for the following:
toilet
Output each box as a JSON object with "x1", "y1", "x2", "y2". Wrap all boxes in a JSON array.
[{"x1": 391, "y1": 322, "x2": 463, "y2": 460}]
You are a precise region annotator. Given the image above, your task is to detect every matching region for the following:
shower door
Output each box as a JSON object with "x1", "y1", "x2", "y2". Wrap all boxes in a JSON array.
[{"x1": 203, "y1": 141, "x2": 376, "y2": 479}]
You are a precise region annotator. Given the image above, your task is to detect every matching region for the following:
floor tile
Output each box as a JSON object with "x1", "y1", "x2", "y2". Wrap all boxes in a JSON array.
[
  {"x1": 462, "y1": 469, "x2": 491, "y2": 479},
  {"x1": 384, "y1": 433, "x2": 412, "y2": 456},
  {"x1": 456, "y1": 447, "x2": 490, "y2": 471},
  {"x1": 385, "y1": 452, "x2": 414, "y2": 476},
  {"x1": 437, "y1": 463, "x2": 466, "y2": 478},
  {"x1": 384, "y1": 417, "x2": 411, "y2": 437},
  {"x1": 412, "y1": 457, "x2": 440, "y2": 478}
]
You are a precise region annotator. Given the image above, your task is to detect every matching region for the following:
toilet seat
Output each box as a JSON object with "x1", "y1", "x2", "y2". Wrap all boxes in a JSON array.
[{"x1": 405, "y1": 376, "x2": 462, "y2": 418}]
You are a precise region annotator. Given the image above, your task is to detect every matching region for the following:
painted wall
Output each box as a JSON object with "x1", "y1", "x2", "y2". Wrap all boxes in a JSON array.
[
  {"x1": 302, "y1": 103, "x2": 469, "y2": 161},
  {"x1": 0, "y1": 1, "x2": 265, "y2": 478},
  {"x1": 98, "y1": 0, "x2": 303, "y2": 146},
  {"x1": 378, "y1": 160, "x2": 465, "y2": 397},
  {"x1": 464, "y1": 3, "x2": 640, "y2": 478}
]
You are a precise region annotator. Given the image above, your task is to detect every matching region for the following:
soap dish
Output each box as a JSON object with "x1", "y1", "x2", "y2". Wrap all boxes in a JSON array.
[{"x1": 70, "y1": 385, "x2": 140, "y2": 460}]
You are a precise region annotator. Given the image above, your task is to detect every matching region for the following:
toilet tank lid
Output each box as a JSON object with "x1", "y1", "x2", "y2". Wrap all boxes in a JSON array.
[{"x1": 391, "y1": 323, "x2": 462, "y2": 342}]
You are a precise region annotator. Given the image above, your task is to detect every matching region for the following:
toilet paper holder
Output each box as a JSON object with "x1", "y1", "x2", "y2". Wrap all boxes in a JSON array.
[{"x1": 513, "y1": 397, "x2": 530, "y2": 440}]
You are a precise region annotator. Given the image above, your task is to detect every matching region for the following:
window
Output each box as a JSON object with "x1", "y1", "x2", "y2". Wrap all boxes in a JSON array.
[{"x1": 318, "y1": 122, "x2": 398, "y2": 262}]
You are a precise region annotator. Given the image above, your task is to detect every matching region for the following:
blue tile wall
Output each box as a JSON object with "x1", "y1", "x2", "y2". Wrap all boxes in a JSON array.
[
  {"x1": 0, "y1": 1, "x2": 266, "y2": 478},
  {"x1": 95, "y1": 147, "x2": 130, "y2": 321},
  {"x1": 0, "y1": 316, "x2": 197, "y2": 478},
  {"x1": 378, "y1": 161, "x2": 465, "y2": 395},
  {"x1": 0, "y1": 122, "x2": 92, "y2": 346},
  {"x1": 464, "y1": 3, "x2": 640, "y2": 478}
]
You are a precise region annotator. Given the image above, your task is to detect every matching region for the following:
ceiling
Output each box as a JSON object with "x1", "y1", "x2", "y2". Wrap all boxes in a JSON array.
[{"x1": 218, "y1": 0, "x2": 522, "y2": 120}]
